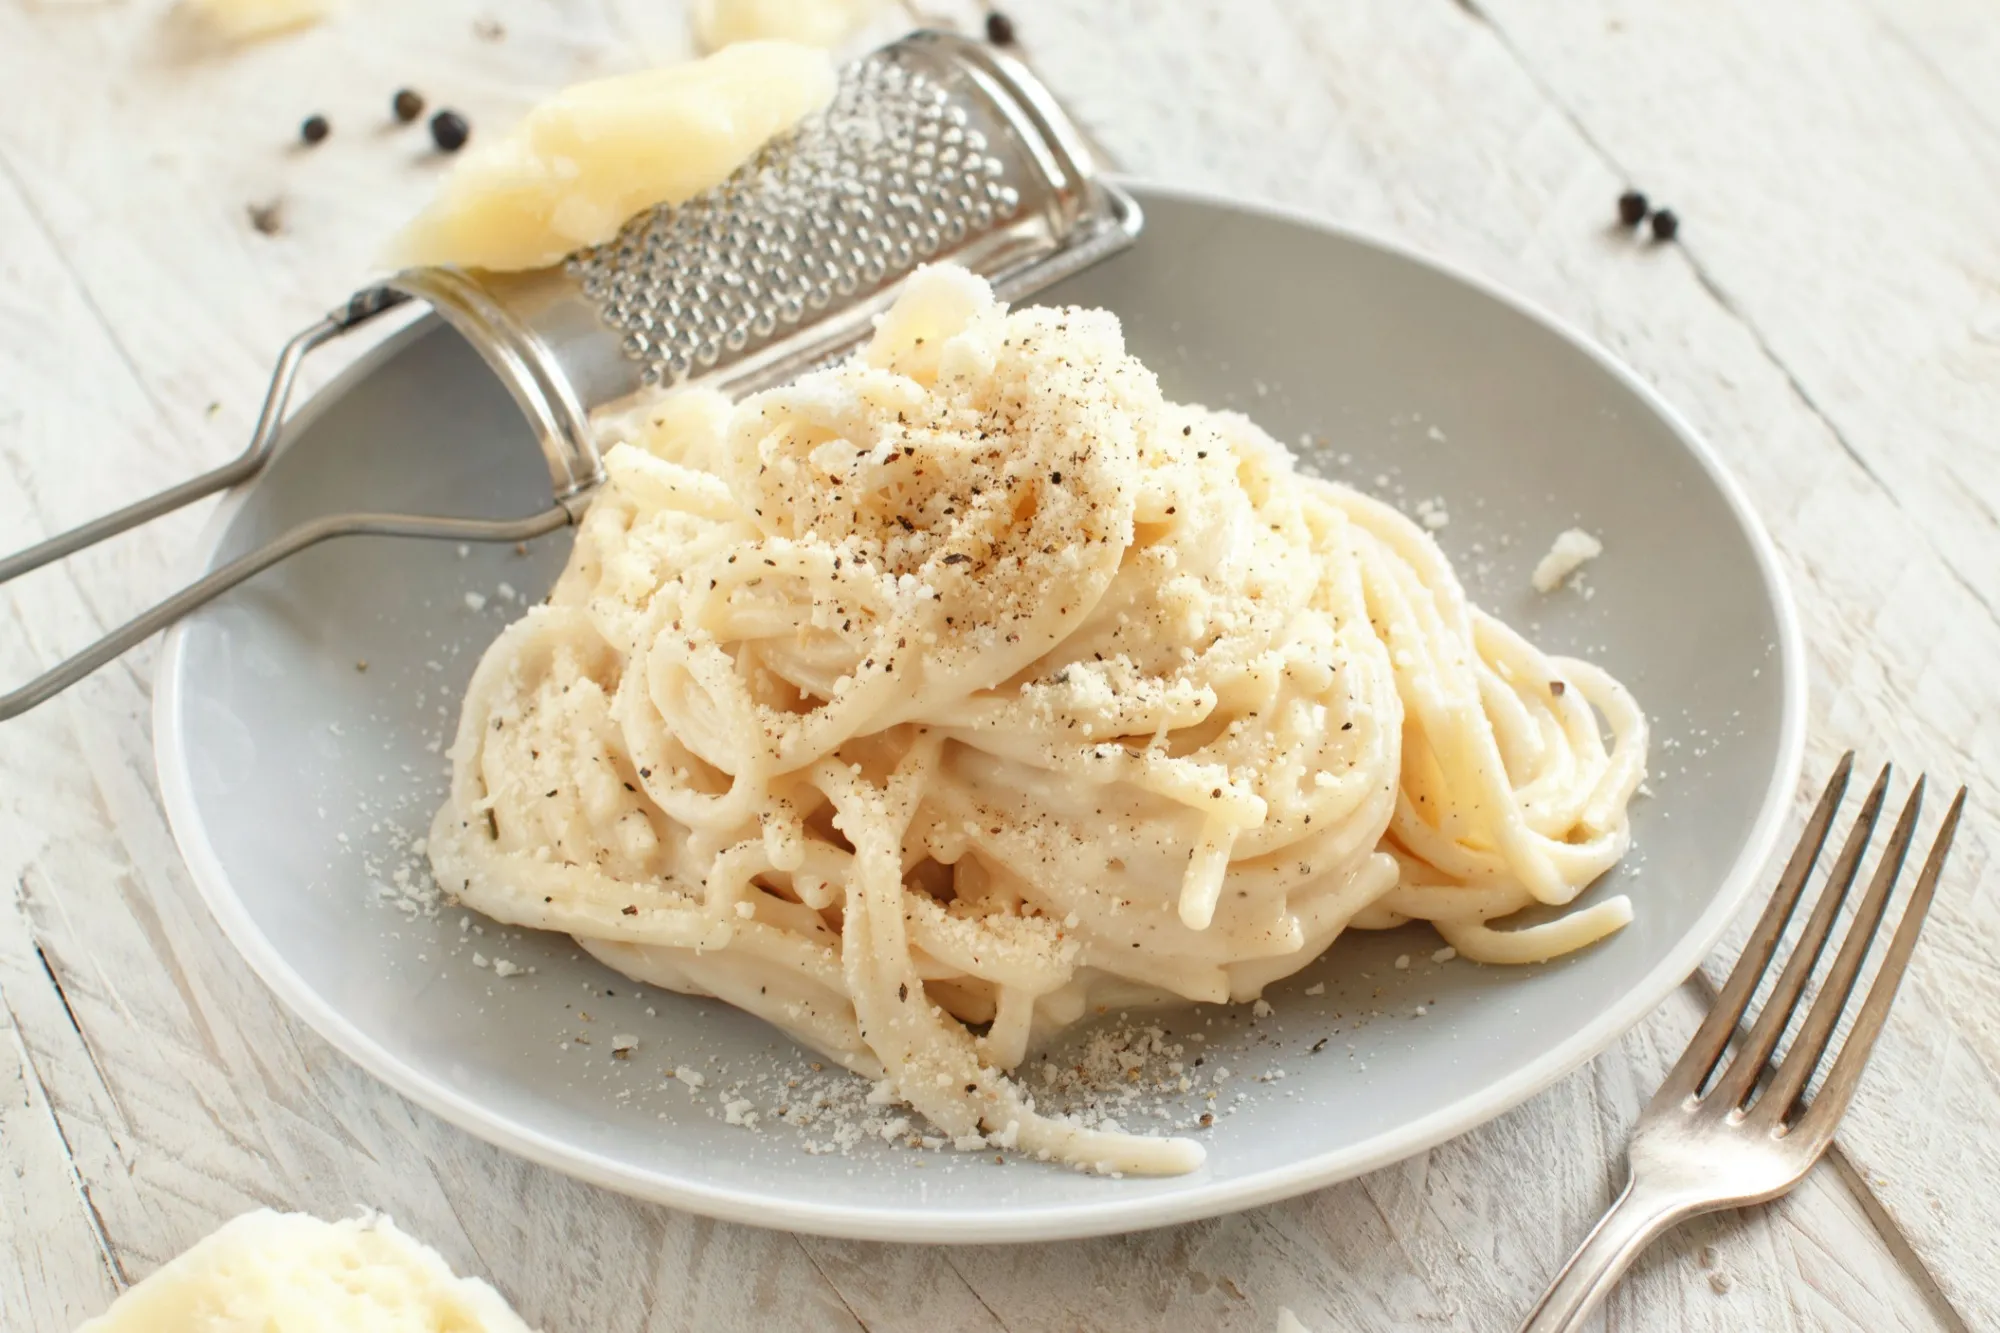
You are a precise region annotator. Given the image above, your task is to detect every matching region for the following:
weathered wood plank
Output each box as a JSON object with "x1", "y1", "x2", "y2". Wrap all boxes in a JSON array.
[
  {"x1": 1468, "y1": 0, "x2": 2000, "y2": 620},
  {"x1": 0, "y1": 8, "x2": 864, "y2": 1330},
  {"x1": 1424, "y1": 4, "x2": 2000, "y2": 1323},
  {"x1": 0, "y1": 0, "x2": 1986, "y2": 1330},
  {"x1": 0, "y1": 976, "x2": 121, "y2": 1330},
  {"x1": 985, "y1": 0, "x2": 1996, "y2": 1326}
]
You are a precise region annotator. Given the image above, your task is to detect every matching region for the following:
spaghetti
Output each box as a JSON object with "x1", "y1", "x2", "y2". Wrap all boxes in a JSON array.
[{"x1": 430, "y1": 266, "x2": 1647, "y2": 1175}]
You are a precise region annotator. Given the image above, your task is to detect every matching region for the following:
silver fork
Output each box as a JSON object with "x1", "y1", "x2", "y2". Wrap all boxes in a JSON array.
[{"x1": 1518, "y1": 754, "x2": 1967, "y2": 1332}]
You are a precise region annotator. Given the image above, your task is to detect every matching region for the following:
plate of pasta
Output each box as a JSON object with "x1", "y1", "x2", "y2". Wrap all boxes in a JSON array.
[{"x1": 155, "y1": 184, "x2": 1805, "y2": 1240}]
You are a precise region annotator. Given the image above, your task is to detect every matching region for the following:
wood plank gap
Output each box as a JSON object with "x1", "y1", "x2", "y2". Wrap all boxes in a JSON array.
[{"x1": 3, "y1": 997, "x2": 127, "y2": 1290}]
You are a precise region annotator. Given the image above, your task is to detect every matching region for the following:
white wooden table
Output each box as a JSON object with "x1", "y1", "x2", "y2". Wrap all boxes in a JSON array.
[{"x1": 3, "y1": 2, "x2": 1995, "y2": 1329}]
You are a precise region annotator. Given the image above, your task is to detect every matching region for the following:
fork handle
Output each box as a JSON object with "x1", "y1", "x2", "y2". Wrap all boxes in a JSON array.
[{"x1": 1517, "y1": 1175, "x2": 1707, "y2": 1333}]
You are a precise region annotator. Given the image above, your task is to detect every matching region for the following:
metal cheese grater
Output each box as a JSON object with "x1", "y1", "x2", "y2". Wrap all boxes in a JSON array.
[{"x1": 0, "y1": 30, "x2": 1138, "y2": 721}]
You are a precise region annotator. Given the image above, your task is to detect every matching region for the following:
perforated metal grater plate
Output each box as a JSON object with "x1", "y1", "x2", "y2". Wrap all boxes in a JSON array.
[
  {"x1": 393, "y1": 30, "x2": 1139, "y2": 502},
  {"x1": 572, "y1": 53, "x2": 1022, "y2": 386}
]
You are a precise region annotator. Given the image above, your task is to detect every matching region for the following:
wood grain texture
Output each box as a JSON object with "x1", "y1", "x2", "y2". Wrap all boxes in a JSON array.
[
  {"x1": 0, "y1": 0, "x2": 1988, "y2": 1329},
  {"x1": 992, "y1": 0, "x2": 1999, "y2": 1327},
  {"x1": 1403, "y1": 5, "x2": 2000, "y2": 1324},
  {"x1": 0, "y1": 952, "x2": 120, "y2": 1331}
]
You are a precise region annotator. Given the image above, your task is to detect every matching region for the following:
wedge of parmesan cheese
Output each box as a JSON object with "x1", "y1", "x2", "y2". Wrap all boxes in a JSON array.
[
  {"x1": 387, "y1": 41, "x2": 837, "y2": 273},
  {"x1": 77, "y1": 1210, "x2": 536, "y2": 1333},
  {"x1": 691, "y1": 0, "x2": 884, "y2": 51},
  {"x1": 186, "y1": 0, "x2": 336, "y2": 42}
]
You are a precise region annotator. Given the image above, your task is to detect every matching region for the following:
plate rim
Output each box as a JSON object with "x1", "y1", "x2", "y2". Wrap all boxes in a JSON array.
[{"x1": 153, "y1": 178, "x2": 1809, "y2": 1243}]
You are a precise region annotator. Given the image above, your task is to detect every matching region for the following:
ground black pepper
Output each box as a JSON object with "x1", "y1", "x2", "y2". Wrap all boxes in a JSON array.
[
  {"x1": 984, "y1": 10, "x2": 1016, "y2": 44},
  {"x1": 1650, "y1": 208, "x2": 1680, "y2": 242},
  {"x1": 299, "y1": 114, "x2": 330, "y2": 146},
  {"x1": 1616, "y1": 189, "x2": 1648, "y2": 227},
  {"x1": 392, "y1": 88, "x2": 426, "y2": 123},
  {"x1": 246, "y1": 199, "x2": 284, "y2": 235}
]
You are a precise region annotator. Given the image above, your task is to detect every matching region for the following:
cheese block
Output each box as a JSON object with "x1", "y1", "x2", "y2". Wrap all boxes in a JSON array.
[
  {"x1": 186, "y1": 0, "x2": 337, "y2": 42},
  {"x1": 387, "y1": 41, "x2": 837, "y2": 273},
  {"x1": 690, "y1": 0, "x2": 884, "y2": 52},
  {"x1": 76, "y1": 1210, "x2": 535, "y2": 1333}
]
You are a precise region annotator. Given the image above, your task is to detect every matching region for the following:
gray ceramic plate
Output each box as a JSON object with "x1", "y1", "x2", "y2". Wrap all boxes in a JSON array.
[{"x1": 155, "y1": 183, "x2": 1805, "y2": 1242}]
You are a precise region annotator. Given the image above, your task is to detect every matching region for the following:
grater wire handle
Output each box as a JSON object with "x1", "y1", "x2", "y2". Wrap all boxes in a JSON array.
[
  {"x1": 0, "y1": 289, "x2": 409, "y2": 587},
  {"x1": 0, "y1": 500, "x2": 571, "y2": 721},
  {"x1": 0, "y1": 287, "x2": 578, "y2": 722},
  {"x1": 1, "y1": 32, "x2": 1137, "y2": 723}
]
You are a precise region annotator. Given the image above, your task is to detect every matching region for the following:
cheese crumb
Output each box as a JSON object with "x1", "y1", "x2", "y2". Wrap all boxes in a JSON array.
[{"x1": 1531, "y1": 528, "x2": 1603, "y2": 593}]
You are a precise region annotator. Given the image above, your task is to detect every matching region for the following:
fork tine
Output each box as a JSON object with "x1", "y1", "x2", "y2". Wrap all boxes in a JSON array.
[
  {"x1": 1655, "y1": 752, "x2": 1854, "y2": 1105},
  {"x1": 1754, "y1": 777, "x2": 1925, "y2": 1122},
  {"x1": 1703, "y1": 763, "x2": 1892, "y2": 1111},
  {"x1": 1796, "y1": 787, "x2": 1966, "y2": 1141}
]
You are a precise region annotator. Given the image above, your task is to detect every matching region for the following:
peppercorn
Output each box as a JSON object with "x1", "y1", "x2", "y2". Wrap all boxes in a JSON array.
[
  {"x1": 392, "y1": 88, "x2": 425, "y2": 123},
  {"x1": 1616, "y1": 189, "x2": 1648, "y2": 227},
  {"x1": 430, "y1": 109, "x2": 471, "y2": 153},
  {"x1": 299, "y1": 114, "x2": 330, "y2": 146},
  {"x1": 985, "y1": 10, "x2": 1016, "y2": 44},
  {"x1": 1651, "y1": 208, "x2": 1680, "y2": 242}
]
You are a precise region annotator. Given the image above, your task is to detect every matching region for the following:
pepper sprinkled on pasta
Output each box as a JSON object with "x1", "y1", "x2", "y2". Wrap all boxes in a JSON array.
[{"x1": 430, "y1": 266, "x2": 1646, "y2": 1175}]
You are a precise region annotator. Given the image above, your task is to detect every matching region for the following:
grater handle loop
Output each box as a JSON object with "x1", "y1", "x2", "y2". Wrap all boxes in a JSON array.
[
  {"x1": 0, "y1": 289, "x2": 410, "y2": 588},
  {"x1": 0, "y1": 501, "x2": 571, "y2": 722},
  {"x1": 0, "y1": 287, "x2": 456, "y2": 720}
]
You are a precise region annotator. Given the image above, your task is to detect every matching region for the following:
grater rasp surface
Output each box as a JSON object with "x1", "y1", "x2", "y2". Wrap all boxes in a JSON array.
[
  {"x1": 2, "y1": 31, "x2": 1144, "y2": 719},
  {"x1": 574, "y1": 51, "x2": 1021, "y2": 386},
  {"x1": 393, "y1": 30, "x2": 1139, "y2": 501}
]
